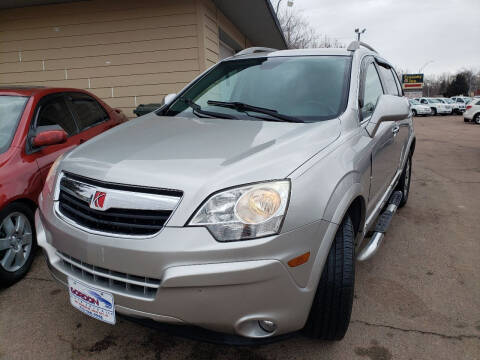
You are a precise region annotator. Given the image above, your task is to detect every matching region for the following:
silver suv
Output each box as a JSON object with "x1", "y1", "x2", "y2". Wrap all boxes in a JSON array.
[{"x1": 36, "y1": 42, "x2": 415, "y2": 341}]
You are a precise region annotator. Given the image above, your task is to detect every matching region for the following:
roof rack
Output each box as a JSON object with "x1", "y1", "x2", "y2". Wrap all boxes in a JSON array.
[
  {"x1": 235, "y1": 47, "x2": 278, "y2": 56},
  {"x1": 347, "y1": 41, "x2": 377, "y2": 53}
]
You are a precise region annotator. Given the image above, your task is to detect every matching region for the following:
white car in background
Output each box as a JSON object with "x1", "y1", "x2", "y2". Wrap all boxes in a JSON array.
[
  {"x1": 463, "y1": 98, "x2": 480, "y2": 124},
  {"x1": 418, "y1": 97, "x2": 451, "y2": 115},
  {"x1": 441, "y1": 98, "x2": 465, "y2": 114},
  {"x1": 451, "y1": 96, "x2": 471, "y2": 106},
  {"x1": 436, "y1": 98, "x2": 454, "y2": 114},
  {"x1": 409, "y1": 99, "x2": 431, "y2": 116}
]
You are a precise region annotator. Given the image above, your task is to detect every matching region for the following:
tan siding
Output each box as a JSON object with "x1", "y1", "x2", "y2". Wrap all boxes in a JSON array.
[
  {"x1": 0, "y1": 22, "x2": 197, "y2": 53},
  {"x1": 0, "y1": 0, "x2": 194, "y2": 26},
  {"x1": 0, "y1": 37, "x2": 198, "y2": 63},
  {"x1": 0, "y1": 5, "x2": 195, "y2": 41},
  {"x1": 0, "y1": 0, "x2": 252, "y2": 118},
  {"x1": 1, "y1": 48, "x2": 198, "y2": 73},
  {"x1": 0, "y1": 0, "x2": 199, "y2": 118},
  {"x1": 205, "y1": 49, "x2": 219, "y2": 64}
]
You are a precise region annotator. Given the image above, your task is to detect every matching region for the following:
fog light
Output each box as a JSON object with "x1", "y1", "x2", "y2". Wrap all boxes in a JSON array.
[{"x1": 258, "y1": 320, "x2": 277, "y2": 333}]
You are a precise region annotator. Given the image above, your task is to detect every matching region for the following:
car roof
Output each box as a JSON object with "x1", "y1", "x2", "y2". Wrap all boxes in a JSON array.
[
  {"x1": 230, "y1": 47, "x2": 355, "y2": 60},
  {"x1": 0, "y1": 86, "x2": 91, "y2": 97}
]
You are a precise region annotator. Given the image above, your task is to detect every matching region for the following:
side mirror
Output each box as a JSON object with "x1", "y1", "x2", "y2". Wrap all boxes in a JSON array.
[
  {"x1": 365, "y1": 95, "x2": 410, "y2": 137},
  {"x1": 163, "y1": 93, "x2": 177, "y2": 106},
  {"x1": 32, "y1": 130, "x2": 68, "y2": 147}
]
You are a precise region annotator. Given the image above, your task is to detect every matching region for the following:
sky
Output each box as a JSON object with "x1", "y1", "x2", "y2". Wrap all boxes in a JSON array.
[{"x1": 285, "y1": 0, "x2": 480, "y2": 76}]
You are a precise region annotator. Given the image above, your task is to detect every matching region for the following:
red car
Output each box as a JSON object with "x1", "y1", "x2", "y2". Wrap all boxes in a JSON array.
[{"x1": 0, "y1": 86, "x2": 126, "y2": 286}]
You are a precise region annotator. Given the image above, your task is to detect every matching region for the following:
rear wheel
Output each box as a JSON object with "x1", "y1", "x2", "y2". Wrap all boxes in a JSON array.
[
  {"x1": 304, "y1": 215, "x2": 355, "y2": 341},
  {"x1": 412, "y1": 109, "x2": 417, "y2": 117},
  {"x1": 0, "y1": 203, "x2": 36, "y2": 287},
  {"x1": 474, "y1": 114, "x2": 480, "y2": 125}
]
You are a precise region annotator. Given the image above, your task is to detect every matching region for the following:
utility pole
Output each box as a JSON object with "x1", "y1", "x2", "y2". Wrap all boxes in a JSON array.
[{"x1": 355, "y1": 28, "x2": 366, "y2": 42}]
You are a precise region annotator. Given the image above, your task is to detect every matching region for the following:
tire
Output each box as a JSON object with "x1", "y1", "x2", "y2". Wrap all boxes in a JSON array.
[
  {"x1": 474, "y1": 113, "x2": 480, "y2": 125},
  {"x1": 412, "y1": 109, "x2": 417, "y2": 117},
  {"x1": 395, "y1": 155, "x2": 412, "y2": 208},
  {"x1": 304, "y1": 215, "x2": 355, "y2": 341},
  {"x1": 0, "y1": 203, "x2": 36, "y2": 287},
  {"x1": 431, "y1": 108, "x2": 437, "y2": 116}
]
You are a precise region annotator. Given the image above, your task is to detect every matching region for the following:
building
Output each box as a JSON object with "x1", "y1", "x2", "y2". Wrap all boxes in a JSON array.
[{"x1": 0, "y1": 0, "x2": 286, "y2": 116}]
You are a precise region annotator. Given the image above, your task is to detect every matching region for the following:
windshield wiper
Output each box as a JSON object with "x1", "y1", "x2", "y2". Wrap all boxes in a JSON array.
[
  {"x1": 207, "y1": 100, "x2": 304, "y2": 123},
  {"x1": 182, "y1": 99, "x2": 237, "y2": 119}
]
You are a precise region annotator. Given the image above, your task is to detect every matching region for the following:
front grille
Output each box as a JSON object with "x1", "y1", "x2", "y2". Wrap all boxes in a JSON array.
[
  {"x1": 59, "y1": 191, "x2": 172, "y2": 236},
  {"x1": 56, "y1": 173, "x2": 182, "y2": 236},
  {"x1": 58, "y1": 252, "x2": 160, "y2": 300}
]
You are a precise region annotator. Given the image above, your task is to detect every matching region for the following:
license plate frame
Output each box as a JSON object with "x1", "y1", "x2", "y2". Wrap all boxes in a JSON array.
[{"x1": 68, "y1": 277, "x2": 116, "y2": 325}]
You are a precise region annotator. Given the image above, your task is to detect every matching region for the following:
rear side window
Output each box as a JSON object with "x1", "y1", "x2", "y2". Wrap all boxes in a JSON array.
[
  {"x1": 377, "y1": 64, "x2": 399, "y2": 96},
  {"x1": 361, "y1": 62, "x2": 384, "y2": 120},
  {"x1": 36, "y1": 96, "x2": 77, "y2": 136},
  {"x1": 68, "y1": 94, "x2": 109, "y2": 131}
]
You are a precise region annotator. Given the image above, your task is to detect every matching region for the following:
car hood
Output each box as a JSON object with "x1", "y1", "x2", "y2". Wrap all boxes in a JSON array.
[{"x1": 61, "y1": 113, "x2": 340, "y2": 222}]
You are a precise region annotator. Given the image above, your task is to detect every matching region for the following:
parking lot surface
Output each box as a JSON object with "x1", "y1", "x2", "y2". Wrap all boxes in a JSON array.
[{"x1": 1, "y1": 115, "x2": 479, "y2": 360}]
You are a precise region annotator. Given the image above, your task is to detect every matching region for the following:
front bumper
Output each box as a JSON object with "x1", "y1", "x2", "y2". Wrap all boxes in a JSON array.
[
  {"x1": 416, "y1": 108, "x2": 431, "y2": 115},
  {"x1": 36, "y1": 202, "x2": 335, "y2": 338},
  {"x1": 436, "y1": 108, "x2": 452, "y2": 114}
]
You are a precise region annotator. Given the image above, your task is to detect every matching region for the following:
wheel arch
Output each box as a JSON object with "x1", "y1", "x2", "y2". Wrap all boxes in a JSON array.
[{"x1": 1, "y1": 198, "x2": 37, "y2": 215}]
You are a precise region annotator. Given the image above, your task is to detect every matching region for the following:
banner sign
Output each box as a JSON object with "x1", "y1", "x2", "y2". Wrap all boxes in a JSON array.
[{"x1": 402, "y1": 74, "x2": 424, "y2": 89}]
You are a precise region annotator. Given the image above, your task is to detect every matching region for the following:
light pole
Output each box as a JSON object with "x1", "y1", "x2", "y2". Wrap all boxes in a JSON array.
[
  {"x1": 275, "y1": 0, "x2": 294, "y2": 13},
  {"x1": 355, "y1": 28, "x2": 366, "y2": 42},
  {"x1": 419, "y1": 60, "x2": 434, "y2": 73}
]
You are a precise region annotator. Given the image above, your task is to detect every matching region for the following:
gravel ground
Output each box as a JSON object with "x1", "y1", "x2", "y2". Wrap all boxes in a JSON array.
[{"x1": 1, "y1": 115, "x2": 479, "y2": 360}]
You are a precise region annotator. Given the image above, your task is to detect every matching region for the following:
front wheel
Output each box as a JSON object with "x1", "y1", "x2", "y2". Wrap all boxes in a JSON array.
[
  {"x1": 0, "y1": 203, "x2": 36, "y2": 287},
  {"x1": 304, "y1": 216, "x2": 355, "y2": 341},
  {"x1": 431, "y1": 108, "x2": 437, "y2": 116},
  {"x1": 412, "y1": 109, "x2": 417, "y2": 117},
  {"x1": 395, "y1": 156, "x2": 412, "y2": 208}
]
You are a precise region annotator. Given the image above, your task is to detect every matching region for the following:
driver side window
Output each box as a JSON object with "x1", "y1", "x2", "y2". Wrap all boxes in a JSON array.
[{"x1": 361, "y1": 62, "x2": 384, "y2": 121}]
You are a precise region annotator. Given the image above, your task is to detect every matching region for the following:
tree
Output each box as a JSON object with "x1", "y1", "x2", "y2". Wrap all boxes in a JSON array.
[
  {"x1": 446, "y1": 73, "x2": 469, "y2": 97},
  {"x1": 273, "y1": 0, "x2": 343, "y2": 49}
]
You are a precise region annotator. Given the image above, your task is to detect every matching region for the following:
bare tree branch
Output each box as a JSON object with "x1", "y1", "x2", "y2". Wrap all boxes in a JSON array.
[{"x1": 274, "y1": 2, "x2": 344, "y2": 49}]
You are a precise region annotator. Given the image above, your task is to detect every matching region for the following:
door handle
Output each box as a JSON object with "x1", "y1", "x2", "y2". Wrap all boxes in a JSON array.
[{"x1": 392, "y1": 125, "x2": 400, "y2": 136}]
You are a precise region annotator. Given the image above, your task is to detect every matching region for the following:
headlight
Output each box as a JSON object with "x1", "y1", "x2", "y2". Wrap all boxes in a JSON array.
[
  {"x1": 45, "y1": 153, "x2": 66, "y2": 195},
  {"x1": 188, "y1": 180, "x2": 290, "y2": 241}
]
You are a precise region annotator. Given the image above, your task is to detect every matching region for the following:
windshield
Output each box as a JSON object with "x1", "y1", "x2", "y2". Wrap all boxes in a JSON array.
[
  {"x1": 429, "y1": 99, "x2": 440, "y2": 103},
  {"x1": 0, "y1": 96, "x2": 28, "y2": 154},
  {"x1": 444, "y1": 98, "x2": 453, "y2": 103},
  {"x1": 163, "y1": 56, "x2": 352, "y2": 122},
  {"x1": 409, "y1": 99, "x2": 420, "y2": 105}
]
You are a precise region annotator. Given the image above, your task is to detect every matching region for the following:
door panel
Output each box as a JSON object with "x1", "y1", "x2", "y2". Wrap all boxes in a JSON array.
[
  {"x1": 359, "y1": 60, "x2": 398, "y2": 211},
  {"x1": 369, "y1": 121, "x2": 397, "y2": 209}
]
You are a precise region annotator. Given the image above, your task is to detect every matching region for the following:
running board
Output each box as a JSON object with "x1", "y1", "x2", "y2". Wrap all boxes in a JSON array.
[{"x1": 357, "y1": 191, "x2": 403, "y2": 261}]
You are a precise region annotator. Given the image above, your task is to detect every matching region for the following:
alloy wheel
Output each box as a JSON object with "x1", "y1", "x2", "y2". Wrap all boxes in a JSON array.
[{"x1": 0, "y1": 212, "x2": 33, "y2": 272}]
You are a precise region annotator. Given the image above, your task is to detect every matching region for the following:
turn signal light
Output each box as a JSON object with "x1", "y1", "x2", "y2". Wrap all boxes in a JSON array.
[{"x1": 288, "y1": 252, "x2": 310, "y2": 267}]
